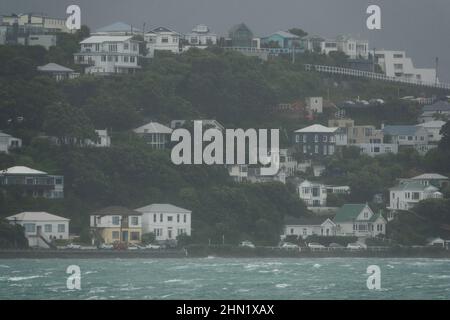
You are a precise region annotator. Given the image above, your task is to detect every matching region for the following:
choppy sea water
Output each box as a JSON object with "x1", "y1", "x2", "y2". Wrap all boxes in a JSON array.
[{"x1": 0, "y1": 257, "x2": 450, "y2": 299}]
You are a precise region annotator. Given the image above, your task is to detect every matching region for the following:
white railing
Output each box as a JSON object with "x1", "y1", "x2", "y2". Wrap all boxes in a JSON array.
[{"x1": 304, "y1": 64, "x2": 450, "y2": 90}]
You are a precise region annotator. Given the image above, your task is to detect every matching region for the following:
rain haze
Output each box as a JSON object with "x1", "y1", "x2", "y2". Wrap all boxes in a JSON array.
[{"x1": 2, "y1": 0, "x2": 450, "y2": 80}]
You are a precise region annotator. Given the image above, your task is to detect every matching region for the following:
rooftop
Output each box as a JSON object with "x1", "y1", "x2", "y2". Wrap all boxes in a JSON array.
[
  {"x1": 135, "y1": 203, "x2": 191, "y2": 214},
  {"x1": 416, "y1": 120, "x2": 446, "y2": 128},
  {"x1": 383, "y1": 125, "x2": 421, "y2": 136},
  {"x1": 410, "y1": 173, "x2": 449, "y2": 180},
  {"x1": 95, "y1": 22, "x2": 141, "y2": 33},
  {"x1": 91, "y1": 206, "x2": 142, "y2": 216},
  {"x1": 264, "y1": 30, "x2": 300, "y2": 39},
  {"x1": 37, "y1": 63, "x2": 74, "y2": 73},
  {"x1": 134, "y1": 122, "x2": 173, "y2": 134},
  {"x1": 7, "y1": 212, "x2": 69, "y2": 222},
  {"x1": 0, "y1": 166, "x2": 47, "y2": 175},
  {"x1": 390, "y1": 181, "x2": 439, "y2": 192},
  {"x1": 80, "y1": 35, "x2": 134, "y2": 44},
  {"x1": 295, "y1": 124, "x2": 338, "y2": 133},
  {"x1": 423, "y1": 100, "x2": 450, "y2": 112},
  {"x1": 284, "y1": 215, "x2": 328, "y2": 226},
  {"x1": 333, "y1": 204, "x2": 368, "y2": 223}
]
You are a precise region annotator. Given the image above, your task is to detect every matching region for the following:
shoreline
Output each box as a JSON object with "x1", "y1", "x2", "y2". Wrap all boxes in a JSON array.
[{"x1": 1, "y1": 248, "x2": 450, "y2": 259}]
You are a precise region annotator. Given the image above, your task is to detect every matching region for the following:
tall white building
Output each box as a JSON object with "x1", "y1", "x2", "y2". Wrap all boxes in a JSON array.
[
  {"x1": 136, "y1": 204, "x2": 192, "y2": 242},
  {"x1": 145, "y1": 27, "x2": 181, "y2": 58},
  {"x1": 74, "y1": 35, "x2": 141, "y2": 74},
  {"x1": 0, "y1": 132, "x2": 22, "y2": 154},
  {"x1": 375, "y1": 50, "x2": 437, "y2": 83}
]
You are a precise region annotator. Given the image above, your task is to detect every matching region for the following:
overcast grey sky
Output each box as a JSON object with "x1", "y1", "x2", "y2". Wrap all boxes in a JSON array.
[{"x1": 3, "y1": 0, "x2": 450, "y2": 80}]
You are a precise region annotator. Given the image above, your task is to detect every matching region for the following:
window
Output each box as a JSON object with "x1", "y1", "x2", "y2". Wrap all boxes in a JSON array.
[
  {"x1": 314, "y1": 135, "x2": 319, "y2": 142},
  {"x1": 167, "y1": 216, "x2": 173, "y2": 222},
  {"x1": 112, "y1": 216, "x2": 120, "y2": 225},
  {"x1": 303, "y1": 135, "x2": 307, "y2": 143},
  {"x1": 177, "y1": 214, "x2": 180, "y2": 223},
  {"x1": 55, "y1": 178, "x2": 63, "y2": 185},
  {"x1": 315, "y1": 145, "x2": 319, "y2": 154},
  {"x1": 177, "y1": 228, "x2": 186, "y2": 236},
  {"x1": 124, "y1": 56, "x2": 129, "y2": 63},
  {"x1": 394, "y1": 64, "x2": 403, "y2": 69},
  {"x1": 153, "y1": 214, "x2": 157, "y2": 223},
  {"x1": 57, "y1": 224, "x2": 65, "y2": 233},
  {"x1": 303, "y1": 145, "x2": 307, "y2": 154},
  {"x1": 130, "y1": 216, "x2": 139, "y2": 226},
  {"x1": 290, "y1": 228, "x2": 294, "y2": 234},
  {"x1": 184, "y1": 214, "x2": 187, "y2": 223},
  {"x1": 302, "y1": 228, "x2": 307, "y2": 236},
  {"x1": 412, "y1": 192, "x2": 420, "y2": 200},
  {"x1": 112, "y1": 231, "x2": 120, "y2": 239},
  {"x1": 393, "y1": 54, "x2": 403, "y2": 58},
  {"x1": 101, "y1": 55, "x2": 106, "y2": 62},
  {"x1": 154, "y1": 228, "x2": 162, "y2": 236},
  {"x1": 124, "y1": 43, "x2": 129, "y2": 50},
  {"x1": 24, "y1": 223, "x2": 36, "y2": 233},
  {"x1": 162, "y1": 37, "x2": 169, "y2": 43},
  {"x1": 160, "y1": 214, "x2": 163, "y2": 222},
  {"x1": 44, "y1": 224, "x2": 52, "y2": 233},
  {"x1": 130, "y1": 57, "x2": 135, "y2": 63},
  {"x1": 130, "y1": 232, "x2": 140, "y2": 241}
]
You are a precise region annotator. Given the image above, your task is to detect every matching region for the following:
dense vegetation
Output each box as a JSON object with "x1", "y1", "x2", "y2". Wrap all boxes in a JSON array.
[{"x1": 0, "y1": 29, "x2": 449, "y2": 246}]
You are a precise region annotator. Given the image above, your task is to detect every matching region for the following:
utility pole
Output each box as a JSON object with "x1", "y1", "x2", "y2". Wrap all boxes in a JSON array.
[{"x1": 435, "y1": 57, "x2": 439, "y2": 85}]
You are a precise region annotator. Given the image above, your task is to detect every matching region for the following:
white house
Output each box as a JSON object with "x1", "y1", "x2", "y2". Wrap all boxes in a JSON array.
[
  {"x1": 86, "y1": 130, "x2": 111, "y2": 147},
  {"x1": 333, "y1": 204, "x2": 386, "y2": 237},
  {"x1": 388, "y1": 180, "x2": 443, "y2": 211},
  {"x1": 7, "y1": 212, "x2": 69, "y2": 248},
  {"x1": 136, "y1": 204, "x2": 192, "y2": 242},
  {"x1": 37, "y1": 63, "x2": 79, "y2": 81},
  {"x1": 145, "y1": 27, "x2": 181, "y2": 58},
  {"x1": 0, "y1": 132, "x2": 22, "y2": 153},
  {"x1": 382, "y1": 125, "x2": 429, "y2": 147},
  {"x1": 356, "y1": 143, "x2": 398, "y2": 156},
  {"x1": 184, "y1": 24, "x2": 217, "y2": 49},
  {"x1": 133, "y1": 121, "x2": 173, "y2": 149},
  {"x1": 419, "y1": 101, "x2": 450, "y2": 123},
  {"x1": 282, "y1": 216, "x2": 337, "y2": 240},
  {"x1": 416, "y1": 121, "x2": 446, "y2": 142},
  {"x1": 74, "y1": 35, "x2": 141, "y2": 74},
  {"x1": 298, "y1": 180, "x2": 350, "y2": 207},
  {"x1": 375, "y1": 50, "x2": 437, "y2": 83},
  {"x1": 407, "y1": 173, "x2": 449, "y2": 188},
  {"x1": 336, "y1": 35, "x2": 369, "y2": 59}
]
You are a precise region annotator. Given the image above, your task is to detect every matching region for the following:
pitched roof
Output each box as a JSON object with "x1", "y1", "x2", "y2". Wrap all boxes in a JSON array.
[
  {"x1": 383, "y1": 125, "x2": 421, "y2": 136},
  {"x1": 368, "y1": 212, "x2": 385, "y2": 223},
  {"x1": 265, "y1": 31, "x2": 300, "y2": 39},
  {"x1": 229, "y1": 23, "x2": 253, "y2": 35},
  {"x1": 416, "y1": 120, "x2": 446, "y2": 128},
  {"x1": 389, "y1": 181, "x2": 439, "y2": 192},
  {"x1": 0, "y1": 166, "x2": 47, "y2": 175},
  {"x1": 80, "y1": 36, "x2": 133, "y2": 44},
  {"x1": 91, "y1": 206, "x2": 142, "y2": 216},
  {"x1": 135, "y1": 203, "x2": 191, "y2": 214},
  {"x1": 411, "y1": 173, "x2": 449, "y2": 180},
  {"x1": 0, "y1": 132, "x2": 12, "y2": 138},
  {"x1": 150, "y1": 26, "x2": 178, "y2": 34},
  {"x1": 7, "y1": 212, "x2": 69, "y2": 222},
  {"x1": 295, "y1": 124, "x2": 338, "y2": 133},
  {"x1": 284, "y1": 215, "x2": 328, "y2": 226},
  {"x1": 37, "y1": 63, "x2": 74, "y2": 73},
  {"x1": 96, "y1": 22, "x2": 141, "y2": 33},
  {"x1": 333, "y1": 204, "x2": 367, "y2": 223},
  {"x1": 134, "y1": 122, "x2": 173, "y2": 134}
]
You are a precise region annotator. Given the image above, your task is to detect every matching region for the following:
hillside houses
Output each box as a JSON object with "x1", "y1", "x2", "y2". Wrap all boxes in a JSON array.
[
  {"x1": 388, "y1": 174, "x2": 448, "y2": 211},
  {"x1": 133, "y1": 121, "x2": 173, "y2": 149},
  {"x1": 419, "y1": 101, "x2": 450, "y2": 123},
  {"x1": 298, "y1": 180, "x2": 350, "y2": 208}
]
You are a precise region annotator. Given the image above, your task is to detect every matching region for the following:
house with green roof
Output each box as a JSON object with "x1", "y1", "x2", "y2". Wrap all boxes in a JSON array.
[{"x1": 333, "y1": 204, "x2": 386, "y2": 237}]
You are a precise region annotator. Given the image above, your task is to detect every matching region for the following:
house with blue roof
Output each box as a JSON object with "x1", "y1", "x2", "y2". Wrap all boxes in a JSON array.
[
  {"x1": 261, "y1": 31, "x2": 302, "y2": 49},
  {"x1": 382, "y1": 124, "x2": 432, "y2": 154}
]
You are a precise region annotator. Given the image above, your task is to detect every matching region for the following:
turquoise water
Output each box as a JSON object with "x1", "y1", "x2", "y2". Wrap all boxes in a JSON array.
[{"x1": 0, "y1": 258, "x2": 450, "y2": 299}]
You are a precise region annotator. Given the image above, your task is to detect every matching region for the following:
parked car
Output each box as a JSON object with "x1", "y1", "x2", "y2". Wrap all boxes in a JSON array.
[
  {"x1": 99, "y1": 243, "x2": 114, "y2": 250},
  {"x1": 239, "y1": 241, "x2": 255, "y2": 248},
  {"x1": 280, "y1": 242, "x2": 299, "y2": 250},
  {"x1": 328, "y1": 243, "x2": 344, "y2": 249},
  {"x1": 145, "y1": 244, "x2": 161, "y2": 250},
  {"x1": 347, "y1": 243, "x2": 364, "y2": 250},
  {"x1": 307, "y1": 242, "x2": 325, "y2": 249},
  {"x1": 65, "y1": 243, "x2": 81, "y2": 249}
]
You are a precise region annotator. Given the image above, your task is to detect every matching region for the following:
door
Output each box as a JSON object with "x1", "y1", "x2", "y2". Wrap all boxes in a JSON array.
[
  {"x1": 168, "y1": 229, "x2": 173, "y2": 239},
  {"x1": 122, "y1": 231, "x2": 129, "y2": 242}
]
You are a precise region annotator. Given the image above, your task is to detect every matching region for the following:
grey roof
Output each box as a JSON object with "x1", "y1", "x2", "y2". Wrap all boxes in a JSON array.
[
  {"x1": 150, "y1": 26, "x2": 178, "y2": 34},
  {"x1": 383, "y1": 125, "x2": 420, "y2": 136},
  {"x1": 389, "y1": 181, "x2": 439, "y2": 192},
  {"x1": 423, "y1": 101, "x2": 450, "y2": 112},
  {"x1": 135, "y1": 203, "x2": 191, "y2": 214},
  {"x1": 411, "y1": 173, "x2": 449, "y2": 180},
  {"x1": 37, "y1": 63, "x2": 74, "y2": 73},
  {"x1": 264, "y1": 31, "x2": 300, "y2": 39},
  {"x1": 134, "y1": 122, "x2": 173, "y2": 134},
  {"x1": 284, "y1": 215, "x2": 328, "y2": 226},
  {"x1": 0, "y1": 132, "x2": 12, "y2": 137},
  {"x1": 96, "y1": 22, "x2": 141, "y2": 33},
  {"x1": 91, "y1": 206, "x2": 142, "y2": 216}
]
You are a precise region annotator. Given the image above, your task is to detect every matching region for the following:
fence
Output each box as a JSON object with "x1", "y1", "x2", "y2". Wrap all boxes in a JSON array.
[{"x1": 304, "y1": 64, "x2": 450, "y2": 90}]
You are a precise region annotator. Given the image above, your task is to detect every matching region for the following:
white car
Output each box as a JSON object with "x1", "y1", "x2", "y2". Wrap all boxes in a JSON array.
[
  {"x1": 347, "y1": 243, "x2": 363, "y2": 250},
  {"x1": 307, "y1": 242, "x2": 325, "y2": 249},
  {"x1": 239, "y1": 241, "x2": 255, "y2": 248},
  {"x1": 127, "y1": 245, "x2": 139, "y2": 250},
  {"x1": 65, "y1": 243, "x2": 81, "y2": 249},
  {"x1": 280, "y1": 242, "x2": 299, "y2": 250},
  {"x1": 99, "y1": 243, "x2": 114, "y2": 250},
  {"x1": 145, "y1": 244, "x2": 161, "y2": 250}
]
